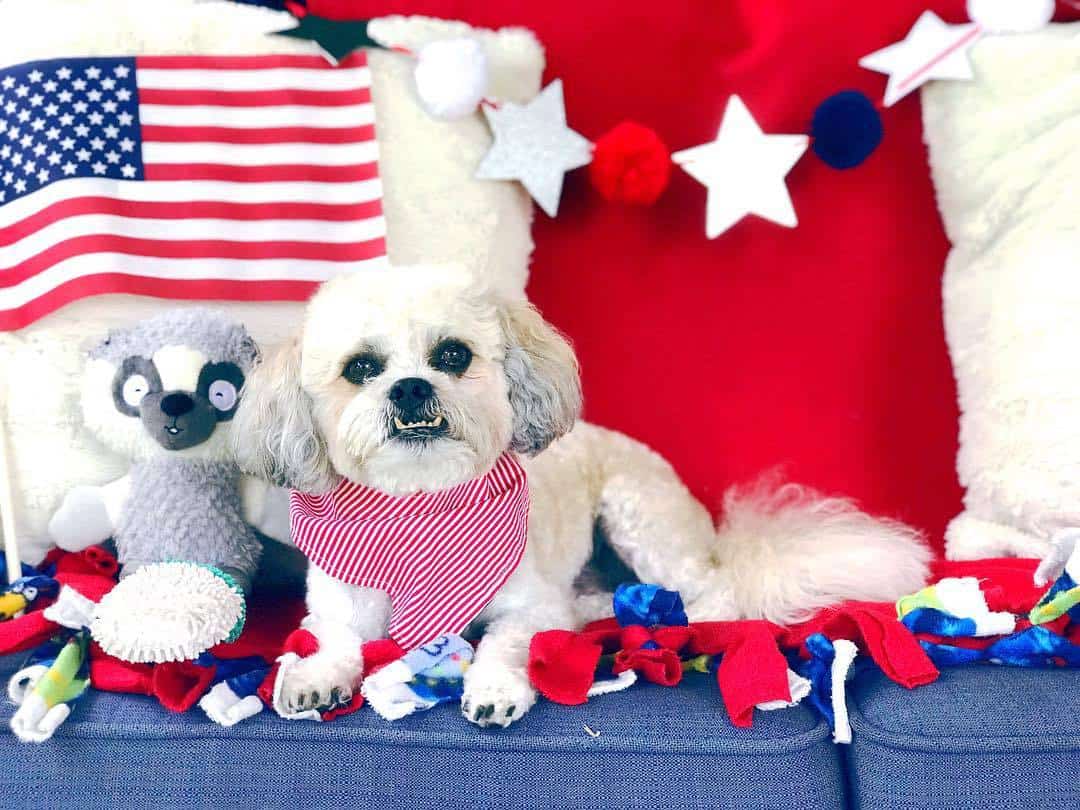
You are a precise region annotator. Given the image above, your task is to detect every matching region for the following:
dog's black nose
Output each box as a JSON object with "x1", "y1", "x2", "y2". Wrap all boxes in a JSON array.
[
  {"x1": 160, "y1": 392, "x2": 195, "y2": 417},
  {"x1": 388, "y1": 377, "x2": 433, "y2": 411}
]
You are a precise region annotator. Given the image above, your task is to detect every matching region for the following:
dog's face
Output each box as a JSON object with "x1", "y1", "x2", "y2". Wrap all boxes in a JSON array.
[{"x1": 235, "y1": 267, "x2": 581, "y2": 495}]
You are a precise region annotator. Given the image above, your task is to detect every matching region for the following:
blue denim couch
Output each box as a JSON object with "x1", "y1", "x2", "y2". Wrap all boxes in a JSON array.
[{"x1": 0, "y1": 654, "x2": 1077, "y2": 809}]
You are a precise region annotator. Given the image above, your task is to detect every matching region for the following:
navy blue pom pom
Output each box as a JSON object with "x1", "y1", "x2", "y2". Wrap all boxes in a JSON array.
[{"x1": 811, "y1": 91, "x2": 883, "y2": 170}]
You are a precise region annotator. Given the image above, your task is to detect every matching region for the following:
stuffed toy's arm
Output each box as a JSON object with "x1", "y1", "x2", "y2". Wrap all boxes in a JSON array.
[
  {"x1": 240, "y1": 475, "x2": 292, "y2": 545},
  {"x1": 1034, "y1": 528, "x2": 1080, "y2": 587},
  {"x1": 48, "y1": 476, "x2": 130, "y2": 552}
]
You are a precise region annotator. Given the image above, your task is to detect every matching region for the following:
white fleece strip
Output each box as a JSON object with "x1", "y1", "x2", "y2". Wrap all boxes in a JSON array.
[
  {"x1": 756, "y1": 668, "x2": 812, "y2": 711},
  {"x1": 6, "y1": 664, "x2": 47, "y2": 704},
  {"x1": 42, "y1": 585, "x2": 96, "y2": 630},
  {"x1": 586, "y1": 670, "x2": 637, "y2": 698},
  {"x1": 10, "y1": 693, "x2": 70, "y2": 743},
  {"x1": 830, "y1": 640, "x2": 859, "y2": 744},
  {"x1": 935, "y1": 577, "x2": 1016, "y2": 636},
  {"x1": 199, "y1": 682, "x2": 264, "y2": 728},
  {"x1": 272, "y1": 653, "x2": 322, "y2": 722}
]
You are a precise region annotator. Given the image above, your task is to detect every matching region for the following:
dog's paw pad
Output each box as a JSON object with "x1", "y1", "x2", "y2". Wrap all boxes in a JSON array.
[{"x1": 461, "y1": 666, "x2": 536, "y2": 728}]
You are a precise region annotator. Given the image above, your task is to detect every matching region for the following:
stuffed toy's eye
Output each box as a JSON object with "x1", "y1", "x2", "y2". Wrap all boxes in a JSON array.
[
  {"x1": 122, "y1": 374, "x2": 151, "y2": 408},
  {"x1": 342, "y1": 353, "x2": 385, "y2": 385},
  {"x1": 21, "y1": 586, "x2": 37, "y2": 601},
  {"x1": 208, "y1": 379, "x2": 238, "y2": 412},
  {"x1": 431, "y1": 339, "x2": 472, "y2": 375}
]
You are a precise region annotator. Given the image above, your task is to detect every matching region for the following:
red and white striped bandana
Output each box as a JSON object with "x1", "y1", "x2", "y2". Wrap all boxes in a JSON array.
[{"x1": 290, "y1": 453, "x2": 530, "y2": 650}]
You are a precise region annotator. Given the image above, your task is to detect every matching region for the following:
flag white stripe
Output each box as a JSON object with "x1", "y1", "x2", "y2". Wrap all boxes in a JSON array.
[
  {"x1": 135, "y1": 67, "x2": 372, "y2": 92},
  {"x1": 0, "y1": 252, "x2": 388, "y2": 310},
  {"x1": 0, "y1": 178, "x2": 384, "y2": 226},
  {"x1": 139, "y1": 103, "x2": 375, "y2": 129},
  {"x1": 0, "y1": 214, "x2": 386, "y2": 266},
  {"x1": 141, "y1": 140, "x2": 379, "y2": 167}
]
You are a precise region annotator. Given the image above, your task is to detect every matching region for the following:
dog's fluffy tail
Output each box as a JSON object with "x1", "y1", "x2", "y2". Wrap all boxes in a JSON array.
[{"x1": 693, "y1": 480, "x2": 932, "y2": 626}]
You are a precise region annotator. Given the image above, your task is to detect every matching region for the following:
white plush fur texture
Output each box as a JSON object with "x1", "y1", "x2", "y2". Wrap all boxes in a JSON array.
[
  {"x1": 238, "y1": 267, "x2": 931, "y2": 727},
  {"x1": 0, "y1": 0, "x2": 543, "y2": 563},
  {"x1": 923, "y1": 23, "x2": 1080, "y2": 560}
]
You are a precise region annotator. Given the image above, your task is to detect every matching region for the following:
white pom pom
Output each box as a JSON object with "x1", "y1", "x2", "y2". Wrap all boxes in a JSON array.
[
  {"x1": 91, "y1": 562, "x2": 245, "y2": 663},
  {"x1": 967, "y1": 0, "x2": 1055, "y2": 33},
  {"x1": 414, "y1": 38, "x2": 488, "y2": 120}
]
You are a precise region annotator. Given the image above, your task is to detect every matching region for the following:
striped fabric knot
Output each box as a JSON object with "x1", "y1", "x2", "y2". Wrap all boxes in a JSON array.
[{"x1": 290, "y1": 453, "x2": 530, "y2": 650}]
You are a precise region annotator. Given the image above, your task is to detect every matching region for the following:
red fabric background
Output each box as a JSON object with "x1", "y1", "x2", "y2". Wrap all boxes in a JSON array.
[{"x1": 321, "y1": 1, "x2": 1080, "y2": 551}]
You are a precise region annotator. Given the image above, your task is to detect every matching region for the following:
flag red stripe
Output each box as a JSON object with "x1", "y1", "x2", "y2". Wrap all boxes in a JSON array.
[
  {"x1": 0, "y1": 273, "x2": 321, "y2": 331},
  {"x1": 141, "y1": 124, "x2": 376, "y2": 145},
  {"x1": 136, "y1": 54, "x2": 367, "y2": 70},
  {"x1": 0, "y1": 234, "x2": 386, "y2": 288},
  {"x1": 0, "y1": 197, "x2": 383, "y2": 246},
  {"x1": 137, "y1": 87, "x2": 372, "y2": 108},
  {"x1": 143, "y1": 162, "x2": 379, "y2": 182}
]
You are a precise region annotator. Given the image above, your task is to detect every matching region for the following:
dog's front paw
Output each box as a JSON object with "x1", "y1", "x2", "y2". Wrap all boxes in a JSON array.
[
  {"x1": 461, "y1": 663, "x2": 536, "y2": 728},
  {"x1": 275, "y1": 653, "x2": 360, "y2": 717}
]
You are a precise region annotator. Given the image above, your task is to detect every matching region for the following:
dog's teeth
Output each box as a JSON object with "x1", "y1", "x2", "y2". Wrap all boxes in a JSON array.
[{"x1": 394, "y1": 414, "x2": 444, "y2": 430}]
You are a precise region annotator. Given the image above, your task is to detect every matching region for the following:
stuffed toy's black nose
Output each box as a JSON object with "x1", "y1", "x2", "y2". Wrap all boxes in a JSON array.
[
  {"x1": 388, "y1": 377, "x2": 434, "y2": 412},
  {"x1": 160, "y1": 392, "x2": 195, "y2": 417}
]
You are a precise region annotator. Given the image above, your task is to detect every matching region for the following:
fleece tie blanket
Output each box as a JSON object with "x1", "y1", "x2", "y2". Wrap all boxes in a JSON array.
[{"x1": 3, "y1": 551, "x2": 1079, "y2": 741}]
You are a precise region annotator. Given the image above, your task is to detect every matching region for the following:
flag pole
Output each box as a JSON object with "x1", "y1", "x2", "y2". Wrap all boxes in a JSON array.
[{"x1": 0, "y1": 355, "x2": 21, "y2": 585}]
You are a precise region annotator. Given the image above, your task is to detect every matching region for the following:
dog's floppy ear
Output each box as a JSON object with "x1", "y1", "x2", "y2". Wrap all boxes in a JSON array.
[
  {"x1": 499, "y1": 299, "x2": 583, "y2": 455},
  {"x1": 233, "y1": 336, "x2": 334, "y2": 493}
]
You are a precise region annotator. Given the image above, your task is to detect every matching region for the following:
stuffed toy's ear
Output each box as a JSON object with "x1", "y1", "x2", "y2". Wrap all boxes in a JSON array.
[
  {"x1": 499, "y1": 300, "x2": 583, "y2": 455},
  {"x1": 232, "y1": 337, "x2": 334, "y2": 493}
]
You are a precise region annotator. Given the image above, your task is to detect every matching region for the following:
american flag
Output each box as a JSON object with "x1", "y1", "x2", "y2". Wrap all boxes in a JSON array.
[
  {"x1": 290, "y1": 453, "x2": 530, "y2": 650},
  {"x1": 0, "y1": 52, "x2": 386, "y2": 331}
]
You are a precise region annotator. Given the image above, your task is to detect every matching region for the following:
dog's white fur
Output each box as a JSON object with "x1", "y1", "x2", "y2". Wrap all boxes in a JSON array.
[{"x1": 234, "y1": 266, "x2": 931, "y2": 727}]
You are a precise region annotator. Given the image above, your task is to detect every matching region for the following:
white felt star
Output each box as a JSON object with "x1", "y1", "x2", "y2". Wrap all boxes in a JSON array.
[
  {"x1": 672, "y1": 95, "x2": 808, "y2": 239},
  {"x1": 475, "y1": 80, "x2": 592, "y2": 217},
  {"x1": 859, "y1": 11, "x2": 982, "y2": 107}
]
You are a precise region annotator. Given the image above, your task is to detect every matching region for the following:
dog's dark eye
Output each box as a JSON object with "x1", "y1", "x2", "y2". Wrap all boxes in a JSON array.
[
  {"x1": 430, "y1": 340, "x2": 472, "y2": 375},
  {"x1": 342, "y1": 353, "x2": 384, "y2": 385}
]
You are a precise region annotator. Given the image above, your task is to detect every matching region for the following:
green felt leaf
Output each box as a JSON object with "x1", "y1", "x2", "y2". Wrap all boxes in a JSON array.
[{"x1": 275, "y1": 14, "x2": 380, "y2": 64}]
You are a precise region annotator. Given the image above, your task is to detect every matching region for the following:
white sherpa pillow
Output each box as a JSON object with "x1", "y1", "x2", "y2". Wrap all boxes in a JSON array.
[
  {"x1": 0, "y1": 0, "x2": 543, "y2": 563},
  {"x1": 923, "y1": 22, "x2": 1080, "y2": 559}
]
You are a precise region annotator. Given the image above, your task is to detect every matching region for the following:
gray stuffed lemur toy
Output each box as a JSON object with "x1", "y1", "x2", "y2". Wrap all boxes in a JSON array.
[{"x1": 48, "y1": 308, "x2": 289, "y2": 663}]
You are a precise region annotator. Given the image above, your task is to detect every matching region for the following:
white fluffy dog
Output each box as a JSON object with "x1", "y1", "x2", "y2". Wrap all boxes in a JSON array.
[{"x1": 235, "y1": 266, "x2": 931, "y2": 727}]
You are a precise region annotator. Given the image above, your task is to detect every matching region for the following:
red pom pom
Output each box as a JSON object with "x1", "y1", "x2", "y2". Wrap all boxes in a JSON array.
[{"x1": 588, "y1": 121, "x2": 671, "y2": 206}]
